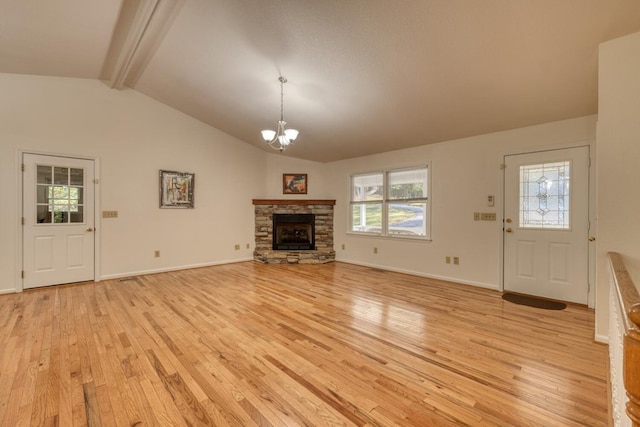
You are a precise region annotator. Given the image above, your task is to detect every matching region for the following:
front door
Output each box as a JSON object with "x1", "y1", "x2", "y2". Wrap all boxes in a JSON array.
[
  {"x1": 23, "y1": 153, "x2": 95, "y2": 289},
  {"x1": 503, "y1": 146, "x2": 590, "y2": 304}
]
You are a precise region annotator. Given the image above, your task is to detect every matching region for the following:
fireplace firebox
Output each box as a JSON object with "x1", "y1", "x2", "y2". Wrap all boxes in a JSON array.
[{"x1": 273, "y1": 214, "x2": 315, "y2": 250}]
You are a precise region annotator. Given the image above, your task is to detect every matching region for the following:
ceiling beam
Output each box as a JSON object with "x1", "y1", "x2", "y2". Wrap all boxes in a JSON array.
[{"x1": 101, "y1": 0, "x2": 185, "y2": 89}]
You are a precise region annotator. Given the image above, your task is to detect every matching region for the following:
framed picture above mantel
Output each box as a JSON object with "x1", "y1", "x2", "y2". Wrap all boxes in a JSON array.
[{"x1": 282, "y1": 173, "x2": 307, "y2": 194}]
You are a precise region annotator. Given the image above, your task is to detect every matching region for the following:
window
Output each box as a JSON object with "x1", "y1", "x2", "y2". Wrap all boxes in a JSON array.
[
  {"x1": 36, "y1": 165, "x2": 85, "y2": 224},
  {"x1": 350, "y1": 166, "x2": 429, "y2": 239},
  {"x1": 519, "y1": 161, "x2": 570, "y2": 229}
]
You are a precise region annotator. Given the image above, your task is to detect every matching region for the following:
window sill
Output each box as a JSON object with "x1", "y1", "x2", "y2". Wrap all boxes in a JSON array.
[{"x1": 346, "y1": 232, "x2": 432, "y2": 242}]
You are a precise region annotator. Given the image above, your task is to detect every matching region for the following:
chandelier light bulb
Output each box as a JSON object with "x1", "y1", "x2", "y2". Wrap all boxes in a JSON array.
[{"x1": 261, "y1": 129, "x2": 276, "y2": 141}]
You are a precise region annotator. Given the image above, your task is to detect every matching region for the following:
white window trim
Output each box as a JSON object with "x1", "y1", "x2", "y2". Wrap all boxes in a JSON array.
[{"x1": 349, "y1": 165, "x2": 431, "y2": 240}]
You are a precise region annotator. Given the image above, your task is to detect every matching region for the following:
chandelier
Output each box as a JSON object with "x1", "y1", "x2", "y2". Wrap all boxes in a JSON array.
[{"x1": 261, "y1": 76, "x2": 299, "y2": 152}]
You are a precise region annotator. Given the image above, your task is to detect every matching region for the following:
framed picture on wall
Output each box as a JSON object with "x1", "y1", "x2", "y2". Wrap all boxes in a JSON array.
[
  {"x1": 159, "y1": 170, "x2": 195, "y2": 208},
  {"x1": 282, "y1": 173, "x2": 307, "y2": 194}
]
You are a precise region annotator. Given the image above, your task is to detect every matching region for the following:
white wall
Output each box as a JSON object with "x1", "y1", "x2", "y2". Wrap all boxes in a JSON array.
[
  {"x1": 596, "y1": 31, "x2": 640, "y2": 338},
  {"x1": 326, "y1": 116, "x2": 596, "y2": 289},
  {"x1": 264, "y1": 153, "x2": 329, "y2": 199},
  {"x1": 0, "y1": 74, "x2": 267, "y2": 292}
]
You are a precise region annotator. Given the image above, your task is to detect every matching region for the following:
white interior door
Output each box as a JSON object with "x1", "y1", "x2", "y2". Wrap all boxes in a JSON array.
[
  {"x1": 23, "y1": 153, "x2": 95, "y2": 289},
  {"x1": 503, "y1": 146, "x2": 590, "y2": 304}
]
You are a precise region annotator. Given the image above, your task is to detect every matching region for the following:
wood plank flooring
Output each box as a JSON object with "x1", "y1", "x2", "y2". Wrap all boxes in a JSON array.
[{"x1": 0, "y1": 262, "x2": 608, "y2": 426}]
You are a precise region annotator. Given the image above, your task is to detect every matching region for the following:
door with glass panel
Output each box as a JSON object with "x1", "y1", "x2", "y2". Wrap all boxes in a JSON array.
[
  {"x1": 503, "y1": 147, "x2": 589, "y2": 304},
  {"x1": 23, "y1": 153, "x2": 95, "y2": 289}
]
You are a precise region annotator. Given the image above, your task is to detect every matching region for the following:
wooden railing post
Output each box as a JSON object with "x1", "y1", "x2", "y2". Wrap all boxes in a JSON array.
[
  {"x1": 625, "y1": 304, "x2": 640, "y2": 425},
  {"x1": 609, "y1": 252, "x2": 640, "y2": 426}
]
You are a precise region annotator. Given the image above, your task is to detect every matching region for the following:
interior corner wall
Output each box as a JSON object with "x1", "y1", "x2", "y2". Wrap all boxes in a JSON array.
[
  {"x1": 325, "y1": 116, "x2": 597, "y2": 289},
  {"x1": 0, "y1": 73, "x2": 267, "y2": 293},
  {"x1": 263, "y1": 153, "x2": 328, "y2": 199},
  {"x1": 596, "y1": 31, "x2": 640, "y2": 338}
]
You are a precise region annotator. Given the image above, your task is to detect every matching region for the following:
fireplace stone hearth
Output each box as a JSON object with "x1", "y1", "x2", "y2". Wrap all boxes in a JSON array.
[{"x1": 253, "y1": 199, "x2": 335, "y2": 264}]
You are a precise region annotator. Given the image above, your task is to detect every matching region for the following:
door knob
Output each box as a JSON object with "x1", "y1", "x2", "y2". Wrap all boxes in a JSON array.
[
  {"x1": 505, "y1": 227, "x2": 512, "y2": 233},
  {"x1": 86, "y1": 227, "x2": 93, "y2": 232},
  {"x1": 589, "y1": 236, "x2": 596, "y2": 242},
  {"x1": 506, "y1": 218, "x2": 512, "y2": 223}
]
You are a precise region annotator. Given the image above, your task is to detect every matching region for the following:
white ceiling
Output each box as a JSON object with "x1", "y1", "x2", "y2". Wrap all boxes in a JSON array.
[{"x1": 2, "y1": 0, "x2": 640, "y2": 162}]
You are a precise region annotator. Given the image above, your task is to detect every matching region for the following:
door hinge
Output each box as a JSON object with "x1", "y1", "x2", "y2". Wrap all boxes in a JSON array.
[
  {"x1": 93, "y1": 178, "x2": 99, "y2": 184},
  {"x1": 21, "y1": 217, "x2": 25, "y2": 225},
  {"x1": 21, "y1": 163, "x2": 25, "y2": 172},
  {"x1": 21, "y1": 271, "x2": 24, "y2": 279},
  {"x1": 500, "y1": 163, "x2": 506, "y2": 170}
]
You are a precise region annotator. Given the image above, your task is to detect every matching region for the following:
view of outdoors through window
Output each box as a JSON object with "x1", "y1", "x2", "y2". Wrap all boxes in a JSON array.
[
  {"x1": 351, "y1": 167, "x2": 429, "y2": 237},
  {"x1": 36, "y1": 165, "x2": 84, "y2": 224},
  {"x1": 387, "y1": 169, "x2": 428, "y2": 236}
]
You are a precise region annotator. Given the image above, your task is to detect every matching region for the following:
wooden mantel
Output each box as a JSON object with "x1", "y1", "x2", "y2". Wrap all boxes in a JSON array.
[{"x1": 252, "y1": 199, "x2": 336, "y2": 206}]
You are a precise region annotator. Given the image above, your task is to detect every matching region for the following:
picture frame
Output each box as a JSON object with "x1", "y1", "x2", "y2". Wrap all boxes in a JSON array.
[
  {"x1": 282, "y1": 173, "x2": 308, "y2": 194},
  {"x1": 159, "y1": 170, "x2": 195, "y2": 208}
]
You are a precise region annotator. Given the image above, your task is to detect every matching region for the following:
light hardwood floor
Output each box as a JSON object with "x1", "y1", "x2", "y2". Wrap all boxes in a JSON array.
[{"x1": 0, "y1": 262, "x2": 608, "y2": 426}]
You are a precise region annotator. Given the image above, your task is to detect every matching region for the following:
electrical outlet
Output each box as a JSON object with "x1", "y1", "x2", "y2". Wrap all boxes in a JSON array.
[
  {"x1": 474, "y1": 212, "x2": 480, "y2": 221},
  {"x1": 234, "y1": 244, "x2": 240, "y2": 250},
  {"x1": 373, "y1": 247, "x2": 378, "y2": 254},
  {"x1": 453, "y1": 256, "x2": 460, "y2": 265},
  {"x1": 445, "y1": 256, "x2": 451, "y2": 264},
  {"x1": 154, "y1": 250, "x2": 160, "y2": 258},
  {"x1": 102, "y1": 210, "x2": 118, "y2": 218}
]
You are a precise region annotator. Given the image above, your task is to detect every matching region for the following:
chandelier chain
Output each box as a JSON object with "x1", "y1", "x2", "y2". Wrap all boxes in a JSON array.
[{"x1": 279, "y1": 76, "x2": 286, "y2": 122}]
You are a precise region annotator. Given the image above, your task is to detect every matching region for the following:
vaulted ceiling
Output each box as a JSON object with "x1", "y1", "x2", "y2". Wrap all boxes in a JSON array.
[{"x1": 2, "y1": 0, "x2": 640, "y2": 162}]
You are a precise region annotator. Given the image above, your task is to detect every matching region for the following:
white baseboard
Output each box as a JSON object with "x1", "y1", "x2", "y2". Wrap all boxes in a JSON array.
[
  {"x1": 0, "y1": 288, "x2": 17, "y2": 295},
  {"x1": 100, "y1": 257, "x2": 254, "y2": 281},
  {"x1": 336, "y1": 258, "x2": 499, "y2": 290}
]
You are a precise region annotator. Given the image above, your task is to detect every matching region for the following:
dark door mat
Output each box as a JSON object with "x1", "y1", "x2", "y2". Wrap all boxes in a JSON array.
[{"x1": 502, "y1": 292, "x2": 567, "y2": 310}]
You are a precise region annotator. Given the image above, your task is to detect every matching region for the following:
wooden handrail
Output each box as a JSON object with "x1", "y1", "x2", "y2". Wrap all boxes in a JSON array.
[{"x1": 609, "y1": 252, "x2": 640, "y2": 426}]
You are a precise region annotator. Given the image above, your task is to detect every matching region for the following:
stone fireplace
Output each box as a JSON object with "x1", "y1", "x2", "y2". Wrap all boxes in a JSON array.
[{"x1": 253, "y1": 199, "x2": 335, "y2": 264}]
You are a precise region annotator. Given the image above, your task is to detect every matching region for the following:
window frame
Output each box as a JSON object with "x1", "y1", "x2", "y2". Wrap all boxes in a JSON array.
[{"x1": 349, "y1": 165, "x2": 431, "y2": 240}]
